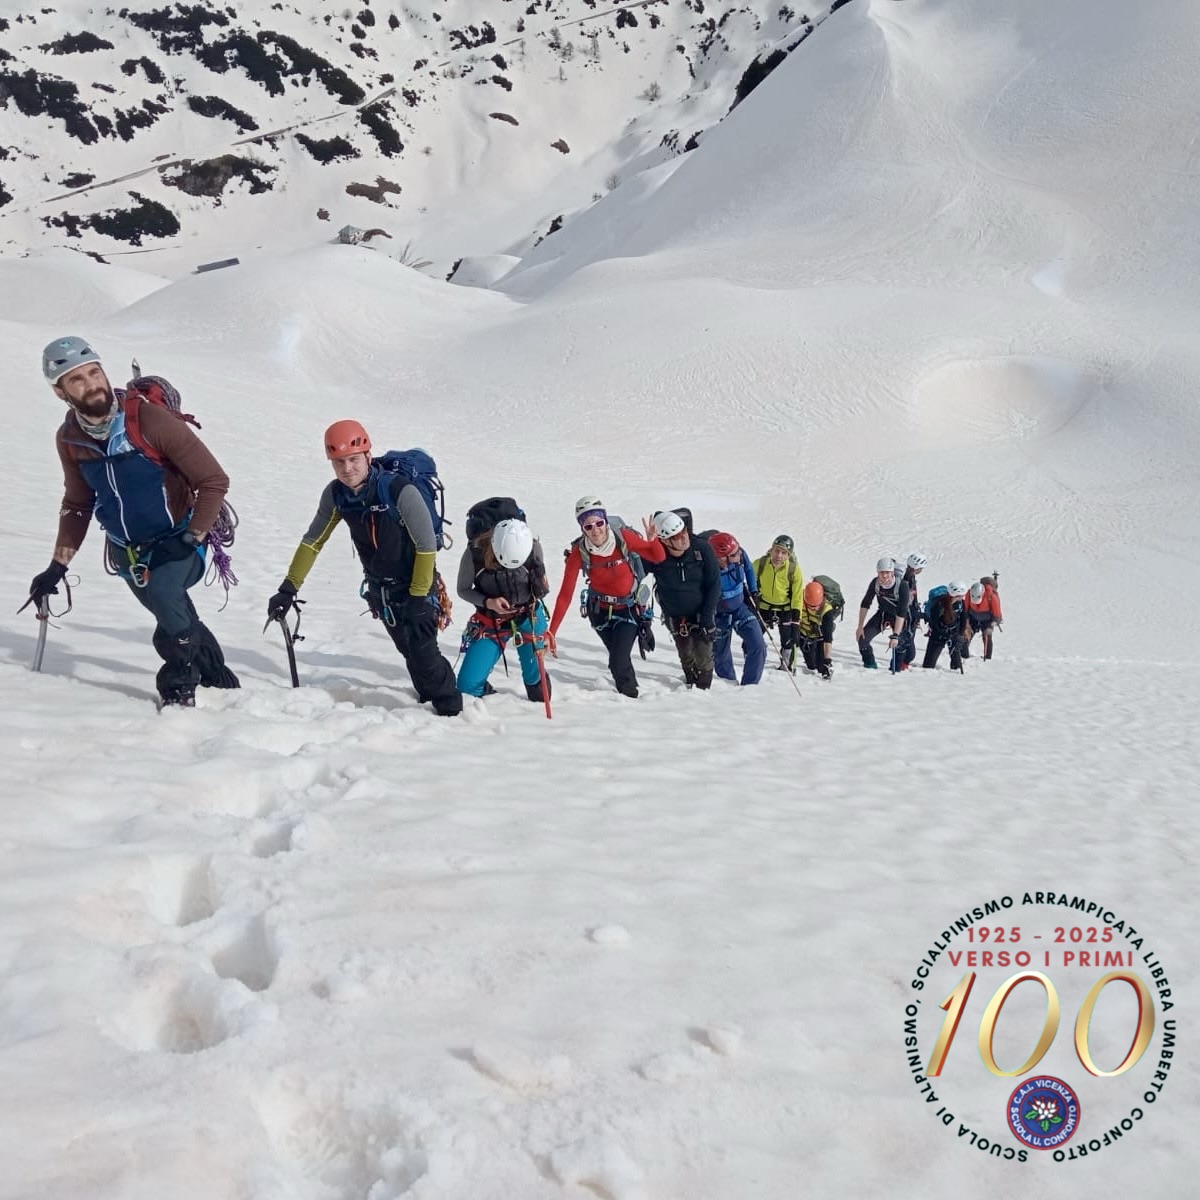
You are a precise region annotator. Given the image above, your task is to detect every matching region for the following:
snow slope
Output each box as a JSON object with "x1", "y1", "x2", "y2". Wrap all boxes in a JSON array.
[{"x1": 1, "y1": 0, "x2": 1198, "y2": 1196}]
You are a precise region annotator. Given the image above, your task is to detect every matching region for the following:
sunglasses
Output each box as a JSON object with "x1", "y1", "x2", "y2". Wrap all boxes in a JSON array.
[{"x1": 581, "y1": 519, "x2": 607, "y2": 532}]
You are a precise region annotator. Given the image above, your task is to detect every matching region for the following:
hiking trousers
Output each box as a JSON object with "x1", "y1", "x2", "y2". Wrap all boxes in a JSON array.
[
  {"x1": 713, "y1": 605, "x2": 766, "y2": 685},
  {"x1": 458, "y1": 607, "x2": 548, "y2": 700},
  {"x1": 122, "y1": 547, "x2": 234, "y2": 699},
  {"x1": 922, "y1": 630, "x2": 963, "y2": 671},
  {"x1": 367, "y1": 583, "x2": 462, "y2": 715},
  {"x1": 591, "y1": 616, "x2": 640, "y2": 697},
  {"x1": 671, "y1": 628, "x2": 714, "y2": 690},
  {"x1": 859, "y1": 611, "x2": 914, "y2": 668}
]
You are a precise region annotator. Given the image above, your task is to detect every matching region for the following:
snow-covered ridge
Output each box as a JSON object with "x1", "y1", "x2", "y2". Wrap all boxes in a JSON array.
[{"x1": 0, "y1": 0, "x2": 836, "y2": 272}]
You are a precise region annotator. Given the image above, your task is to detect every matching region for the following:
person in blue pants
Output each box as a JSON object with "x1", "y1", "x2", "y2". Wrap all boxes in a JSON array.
[
  {"x1": 708, "y1": 532, "x2": 766, "y2": 686},
  {"x1": 456, "y1": 509, "x2": 552, "y2": 701}
]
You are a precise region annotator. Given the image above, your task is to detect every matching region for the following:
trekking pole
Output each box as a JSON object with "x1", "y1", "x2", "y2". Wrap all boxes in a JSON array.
[
  {"x1": 263, "y1": 600, "x2": 305, "y2": 687},
  {"x1": 747, "y1": 594, "x2": 801, "y2": 701}
]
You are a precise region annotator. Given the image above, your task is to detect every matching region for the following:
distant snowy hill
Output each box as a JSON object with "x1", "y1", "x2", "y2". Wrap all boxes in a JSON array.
[{"x1": 0, "y1": 0, "x2": 838, "y2": 274}]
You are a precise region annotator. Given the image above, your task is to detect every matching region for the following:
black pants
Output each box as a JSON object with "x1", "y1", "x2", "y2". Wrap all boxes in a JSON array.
[
  {"x1": 368, "y1": 583, "x2": 462, "y2": 715},
  {"x1": 671, "y1": 628, "x2": 713, "y2": 689},
  {"x1": 124, "y1": 549, "x2": 234, "y2": 699},
  {"x1": 859, "y1": 611, "x2": 914, "y2": 668},
  {"x1": 799, "y1": 635, "x2": 825, "y2": 671},
  {"x1": 591, "y1": 615, "x2": 640, "y2": 697},
  {"x1": 923, "y1": 630, "x2": 963, "y2": 671}
]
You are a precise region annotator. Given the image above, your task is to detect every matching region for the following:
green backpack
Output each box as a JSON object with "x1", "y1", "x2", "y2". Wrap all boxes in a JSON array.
[{"x1": 812, "y1": 574, "x2": 845, "y2": 621}]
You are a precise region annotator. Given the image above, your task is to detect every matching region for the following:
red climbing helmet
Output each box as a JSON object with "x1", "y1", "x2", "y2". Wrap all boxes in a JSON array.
[
  {"x1": 324, "y1": 419, "x2": 372, "y2": 460},
  {"x1": 710, "y1": 532, "x2": 740, "y2": 559}
]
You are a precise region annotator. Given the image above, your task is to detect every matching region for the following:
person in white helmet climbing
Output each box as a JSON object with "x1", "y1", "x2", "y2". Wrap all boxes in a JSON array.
[
  {"x1": 922, "y1": 581, "x2": 971, "y2": 670},
  {"x1": 549, "y1": 496, "x2": 665, "y2": 698},
  {"x1": 28, "y1": 335, "x2": 238, "y2": 707},
  {"x1": 641, "y1": 510, "x2": 721, "y2": 689},
  {"x1": 901, "y1": 551, "x2": 928, "y2": 640},
  {"x1": 456, "y1": 498, "x2": 551, "y2": 701},
  {"x1": 855, "y1": 556, "x2": 912, "y2": 669},
  {"x1": 963, "y1": 576, "x2": 1003, "y2": 660}
]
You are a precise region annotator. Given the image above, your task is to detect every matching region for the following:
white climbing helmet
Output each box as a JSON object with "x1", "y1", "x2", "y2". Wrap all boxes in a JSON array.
[
  {"x1": 492, "y1": 519, "x2": 534, "y2": 568},
  {"x1": 575, "y1": 494, "x2": 605, "y2": 518},
  {"x1": 655, "y1": 511, "x2": 686, "y2": 539},
  {"x1": 948, "y1": 580, "x2": 969, "y2": 599},
  {"x1": 970, "y1": 582, "x2": 985, "y2": 602},
  {"x1": 907, "y1": 552, "x2": 928, "y2": 570},
  {"x1": 876, "y1": 555, "x2": 896, "y2": 573}
]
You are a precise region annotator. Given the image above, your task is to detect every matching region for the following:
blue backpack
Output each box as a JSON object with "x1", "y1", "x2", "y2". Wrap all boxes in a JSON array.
[
  {"x1": 373, "y1": 449, "x2": 451, "y2": 549},
  {"x1": 922, "y1": 584, "x2": 949, "y2": 621}
]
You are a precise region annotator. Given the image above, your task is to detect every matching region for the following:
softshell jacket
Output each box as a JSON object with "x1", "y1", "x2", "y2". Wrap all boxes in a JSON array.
[
  {"x1": 284, "y1": 468, "x2": 438, "y2": 599},
  {"x1": 550, "y1": 526, "x2": 665, "y2": 633},
  {"x1": 754, "y1": 555, "x2": 805, "y2": 609},
  {"x1": 718, "y1": 550, "x2": 758, "y2": 613},
  {"x1": 965, "y1": 583, "x2": 1003, "y2": 621},
  {"x1": 459, "y1": 540, "x2": 549, "y2": 613},
  {"x1": 860, "y1": 576, "x2": 912, "y2": 623},
  {"x1": 55, "y1": 400, "x2": 228, "y2": 550},
  {"x1": 643, "y1": 537, "x2": 720, "y2": 626}
]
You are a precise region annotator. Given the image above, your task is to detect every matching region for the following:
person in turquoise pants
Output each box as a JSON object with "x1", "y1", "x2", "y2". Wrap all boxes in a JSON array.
[{"x1": 456, "y1": 512, "x2": 552, "y2": 701}]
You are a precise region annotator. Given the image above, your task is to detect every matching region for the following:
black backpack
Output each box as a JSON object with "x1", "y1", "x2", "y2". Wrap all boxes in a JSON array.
[{"x1": 465, "y1": 496, "x2": 525, "y2": 541}]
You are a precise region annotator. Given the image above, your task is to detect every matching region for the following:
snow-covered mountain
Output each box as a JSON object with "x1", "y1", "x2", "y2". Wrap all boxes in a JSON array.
[{"x1": 1, "y1": 0, "x2": 839, "y2": 273}]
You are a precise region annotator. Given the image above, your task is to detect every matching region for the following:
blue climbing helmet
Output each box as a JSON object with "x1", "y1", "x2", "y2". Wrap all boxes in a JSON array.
[{"x1": 43, "y1": 335, "x2": 102, "y2": 385}]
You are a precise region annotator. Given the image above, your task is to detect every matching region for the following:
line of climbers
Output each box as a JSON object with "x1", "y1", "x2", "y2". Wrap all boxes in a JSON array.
[{"x1": 26, "y1": 345, "x2": 1002, "y2": 710}]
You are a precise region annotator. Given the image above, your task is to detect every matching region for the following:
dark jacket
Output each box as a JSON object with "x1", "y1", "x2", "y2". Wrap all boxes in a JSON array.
[
  {"x1": 284, "y1": 469, "x2": 438, "y2": 597},
  {"x1": 860, "y1": 576, "x2": 912, "y2": 623},
  {"x1": 458, "y1": 539, "x2": 549, "y2": 612},
  {"x1": 643, "y1": 535, "x2": 720, "y2": 626}
]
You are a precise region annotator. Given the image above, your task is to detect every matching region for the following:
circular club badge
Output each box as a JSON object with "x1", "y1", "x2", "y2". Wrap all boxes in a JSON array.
[
  {"x1": 902, "y1": 891, "x2": 1177, "y2": 1165},
  {"x1": 1007, "y1": 1076, "x2": 1081, "y2": 1150}
]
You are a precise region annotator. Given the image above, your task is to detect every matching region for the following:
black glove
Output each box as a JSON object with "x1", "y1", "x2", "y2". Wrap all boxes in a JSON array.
[
  {"x1": 404, "y1": 593, "x2": 439, "y2": 638},
  {"x1": 29, "y1": 559, "x2": 67, "y2": 603},
  {"x1": 696, "y1": 625, "x2": 716, "y2": 643},
  {"x1": 788, "y1": 609, "x2": 801, "y2": 626},
  {"x1": 267, "y1": 581, "x2": 297, "y2": 621},
  {"x1": 818, "y1": 660, "x2": 832, "y2": 679},
  {"x1": 151, "y1": 530, "x2": 202, "y2": 564}
]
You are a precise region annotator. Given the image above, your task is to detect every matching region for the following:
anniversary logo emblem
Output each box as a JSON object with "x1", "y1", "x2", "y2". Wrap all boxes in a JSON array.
[{"x1": 902, "y1": 892, "x2": 1177, "y2": 1164}]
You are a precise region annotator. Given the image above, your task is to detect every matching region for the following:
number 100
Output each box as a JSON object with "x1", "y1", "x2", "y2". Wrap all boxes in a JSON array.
[{"x1": 927, "y1": 970, "x2": 1155, "y2": 1078}]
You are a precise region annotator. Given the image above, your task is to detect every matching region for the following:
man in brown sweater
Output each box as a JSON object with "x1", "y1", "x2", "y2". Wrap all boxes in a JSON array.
[{"x1": 28, "y1": 336, "x2": 238, "y2": 707}]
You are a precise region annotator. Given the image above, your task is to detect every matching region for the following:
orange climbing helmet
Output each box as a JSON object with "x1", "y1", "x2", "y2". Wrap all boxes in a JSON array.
[
  {"x1": 324, "y1": 419, "x2": 372, "y2": 460},
  {"x1": 803, "y1": 580, "x2": 825, "y2": 608}
]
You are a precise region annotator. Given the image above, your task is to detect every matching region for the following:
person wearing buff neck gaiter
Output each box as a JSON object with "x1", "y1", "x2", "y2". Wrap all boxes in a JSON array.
[
  {"x1": 28, "y1": 336, "x2": 237, "y2": 707},
  {"x1": 549, "y1": 496, "x2": 665, "y2": 698}
]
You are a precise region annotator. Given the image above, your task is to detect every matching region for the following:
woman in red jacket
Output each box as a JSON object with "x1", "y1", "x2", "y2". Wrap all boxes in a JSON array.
[{"x1": 550, "y1": 496, "x2": 665, "y2": 698}]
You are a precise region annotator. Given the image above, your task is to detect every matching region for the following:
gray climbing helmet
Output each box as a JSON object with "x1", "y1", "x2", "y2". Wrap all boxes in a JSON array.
[{"x1": 43, "y1": 335, "x2": 102, "y2": 384}]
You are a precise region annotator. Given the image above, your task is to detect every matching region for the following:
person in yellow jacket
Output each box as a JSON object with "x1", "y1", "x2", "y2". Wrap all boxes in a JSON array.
[
  {"x1": 753, "y1": 534, "x2": 805, "y2": 671},
  {"x1": 797, "y1": 580, "x2": 836, "y2": 679}
]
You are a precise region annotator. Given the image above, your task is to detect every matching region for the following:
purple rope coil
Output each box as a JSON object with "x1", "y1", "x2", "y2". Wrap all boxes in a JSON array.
[{"x1": 205, "y1": 501, "x2": 239, "y2": 609}]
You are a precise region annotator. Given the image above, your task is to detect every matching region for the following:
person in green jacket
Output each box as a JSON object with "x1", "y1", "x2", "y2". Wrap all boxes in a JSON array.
[{"x1": 753, "y1": 534, "x2": 806, "y2": 671}]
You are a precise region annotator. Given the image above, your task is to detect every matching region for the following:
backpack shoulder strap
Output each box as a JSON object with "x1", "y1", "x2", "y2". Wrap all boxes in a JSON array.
[{"x1": 120, "y1": 393, "x2": 165, "y2": 465}]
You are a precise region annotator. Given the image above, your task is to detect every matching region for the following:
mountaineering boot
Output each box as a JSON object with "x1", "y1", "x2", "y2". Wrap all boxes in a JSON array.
[
  {"x1": 480, "y1": 681, "x2": 497, "y2": 697},
  {"x1": 432, "y1": 691, "x2": 464, "y2": 716},
  {"x1": 154, "y1": 628, "x2": 201, "y2": 707},
  {"x1": 193, "y1": 622, "x2": 240, "y2": 688},
  {"x1": 525, "y1": 674, "x2": 552, "y2": 704}
]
